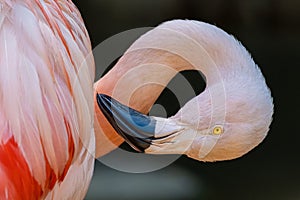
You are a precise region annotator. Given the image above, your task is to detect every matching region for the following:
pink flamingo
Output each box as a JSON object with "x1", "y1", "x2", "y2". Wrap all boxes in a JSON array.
[{"x1": 0, "y1": 0, "x2": 273, "y2": 199}]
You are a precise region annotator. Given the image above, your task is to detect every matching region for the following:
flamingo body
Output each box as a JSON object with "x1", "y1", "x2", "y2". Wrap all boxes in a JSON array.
[{"x1": 0, "y1": 0, "x2": 95, "y2": 199}]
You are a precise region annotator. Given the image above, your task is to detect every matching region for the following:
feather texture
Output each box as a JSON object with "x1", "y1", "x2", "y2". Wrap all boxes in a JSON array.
[{"x1": 0, "y1": 0, "x2": 95, "y2": 199}]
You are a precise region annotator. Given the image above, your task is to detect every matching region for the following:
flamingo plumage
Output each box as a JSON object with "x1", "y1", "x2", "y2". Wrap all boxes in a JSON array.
[
  {"x1": 0, "y1": 0, "x2": 273, "y2": 199},
  {"x1": 95, "y1": 20, "x2": 273, "y2": 162},
  {"x1": 0, "y1": 0, "x2": 95, "y2": 199}
]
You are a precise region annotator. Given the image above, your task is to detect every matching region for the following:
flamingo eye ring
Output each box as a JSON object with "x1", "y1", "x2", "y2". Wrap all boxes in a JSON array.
[{"x1": 212, "y1": 125, "x2": 223, "y2": 135}]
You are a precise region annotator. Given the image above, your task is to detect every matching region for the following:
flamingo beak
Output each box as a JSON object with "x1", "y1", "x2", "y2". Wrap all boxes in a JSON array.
[{"x1": 96, "y1": 94, "x2": 157, "y2": 152}]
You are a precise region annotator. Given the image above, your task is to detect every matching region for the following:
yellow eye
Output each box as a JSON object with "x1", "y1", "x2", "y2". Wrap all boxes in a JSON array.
[{"x1": 213, "y1": 126, "x2": 223, "y2": 135}]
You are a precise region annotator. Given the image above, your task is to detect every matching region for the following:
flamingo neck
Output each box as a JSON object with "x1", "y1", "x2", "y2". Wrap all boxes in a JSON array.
[{"x1": 94, "y1": 20, "x2": 254, "y2": 157}]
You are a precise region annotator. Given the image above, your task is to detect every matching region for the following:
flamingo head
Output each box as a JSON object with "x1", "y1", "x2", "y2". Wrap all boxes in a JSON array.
[{"x1": 97, "y1": 77, "x2": 273, "y2": 162}]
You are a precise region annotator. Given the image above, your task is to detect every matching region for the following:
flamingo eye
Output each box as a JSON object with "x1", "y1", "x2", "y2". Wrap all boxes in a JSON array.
[{"x1": 213, "y1": 126, "x2": 223, "y2": 135}]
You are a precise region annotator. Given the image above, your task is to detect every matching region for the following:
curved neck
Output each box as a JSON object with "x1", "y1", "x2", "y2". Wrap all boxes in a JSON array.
[{"x1": 94, "y1": 20, "x2": 251, "y2": 157}]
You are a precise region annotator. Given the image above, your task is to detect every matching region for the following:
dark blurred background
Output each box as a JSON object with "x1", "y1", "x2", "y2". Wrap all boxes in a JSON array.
[{"x1": 72, "y1": 0, "x2": 300, "y2": 199}]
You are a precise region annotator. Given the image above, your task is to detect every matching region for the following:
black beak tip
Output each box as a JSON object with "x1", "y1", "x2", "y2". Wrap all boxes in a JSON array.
[
  {"x1": 96, "y1": 93, "x2": 111, "y2": 108},
  {"x1": 96, "y1": 93, "x2": 154, "y2": 153}
]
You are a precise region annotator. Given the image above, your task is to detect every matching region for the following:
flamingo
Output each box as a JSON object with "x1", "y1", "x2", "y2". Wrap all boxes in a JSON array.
[
  {"x1": 95, "y1": 20, "x2": 273, "y2": 162},
  {"x1": 0, "y1": 0, "x2": 95, "y2": 199},
  {"x1": 0, "y1": 0, "x2": 273, "y2": 199}
]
